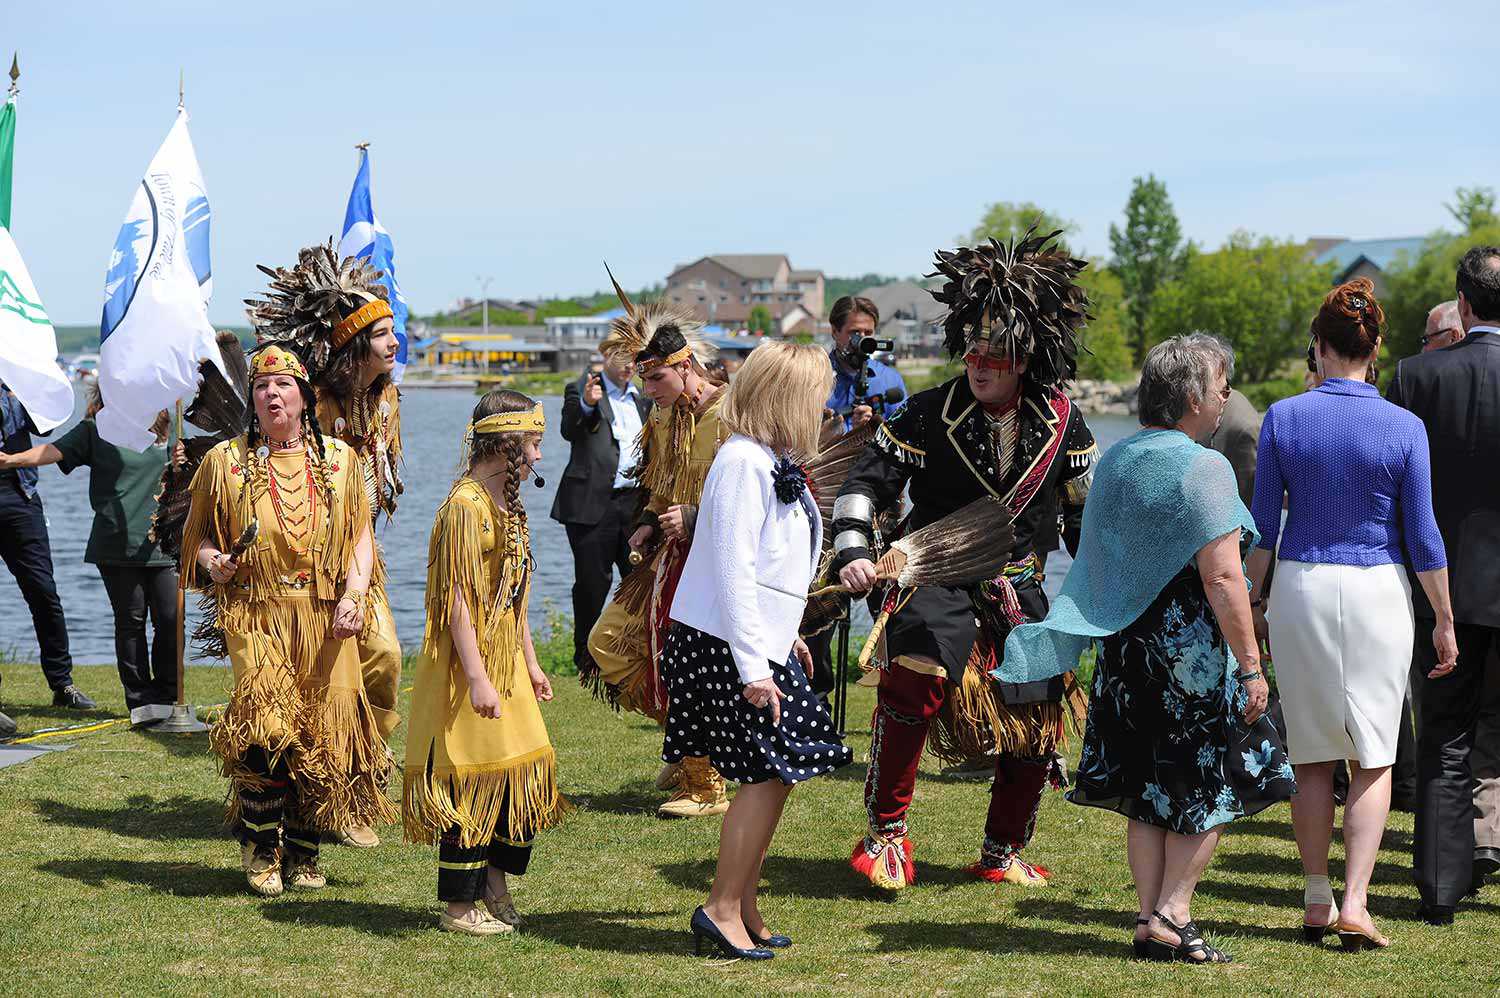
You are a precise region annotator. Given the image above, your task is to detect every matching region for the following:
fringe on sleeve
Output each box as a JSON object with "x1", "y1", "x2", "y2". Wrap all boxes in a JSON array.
[{"x1": 178, "y1": 443, "x2": 233, "y2": 592}]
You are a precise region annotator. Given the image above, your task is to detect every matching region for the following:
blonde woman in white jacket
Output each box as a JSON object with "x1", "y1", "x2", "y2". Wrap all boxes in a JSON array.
[{"x1": 664, "y1": 341, "x2": 853, "y2": 960}]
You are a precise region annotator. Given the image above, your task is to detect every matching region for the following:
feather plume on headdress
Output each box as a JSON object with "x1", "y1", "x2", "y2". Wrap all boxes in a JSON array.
[
  {"x1": 598, "y1": 262, "x2": 716, "y2": 370},
  {"x1": 928, "y1": 226, "x2": 1091, "y2": 389},
  {"x1": 245, "y1": 239, "x2": 390, "y2": 382}
]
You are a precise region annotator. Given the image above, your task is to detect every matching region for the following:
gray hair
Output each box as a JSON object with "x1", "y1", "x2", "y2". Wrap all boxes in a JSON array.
[
  {"x1": 1137, "y1": 333, "x2": 1236, "y2": 428},
  {"x1": 1426, "y1": 300, "x2": 1461, "y2": 332}
]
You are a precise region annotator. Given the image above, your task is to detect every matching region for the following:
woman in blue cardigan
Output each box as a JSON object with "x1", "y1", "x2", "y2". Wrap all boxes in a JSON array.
[
  {"x1": 1247, "y1": 279, "x2": 1457, "y2": 950},
  {"x1": 663, "y1": 340, "x2": 853, "y2": 960}
]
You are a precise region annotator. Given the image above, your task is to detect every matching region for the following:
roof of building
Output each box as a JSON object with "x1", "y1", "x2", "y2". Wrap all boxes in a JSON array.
[
  {"x1": 856, "y1": 280, "x2": 946, "y2": 324},
  {"x1": 789, "y1": 268, "x2": 825, "y2": 282},
  {"x1": 1314, "y1": 237, "x2": 1427, "y2": 278},
  {"x1": 669, "y1": 254, "x2": 791, "y2": 281}
]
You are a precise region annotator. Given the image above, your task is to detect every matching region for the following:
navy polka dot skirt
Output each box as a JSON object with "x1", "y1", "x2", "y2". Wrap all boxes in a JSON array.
[{"x1": 661, "y1": 623, "x2": 852, "y2": 786}]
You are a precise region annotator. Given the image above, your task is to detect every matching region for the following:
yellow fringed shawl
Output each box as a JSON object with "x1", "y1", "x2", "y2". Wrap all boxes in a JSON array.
[
  {"x1": 178, "y1": 436, "x2": 397, "y2": 831},
  {"x1": 403, "y1": 478, "x2": 566, "y2": 848}
]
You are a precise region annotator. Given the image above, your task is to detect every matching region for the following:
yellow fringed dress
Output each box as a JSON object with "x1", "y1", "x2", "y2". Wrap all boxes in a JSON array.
[
  {"x1": 180, "y1": 436, "x2": 397, "y2": 832},
  {"x1": 403, "y1": 478, "x2": 566, "y2": 848},
  {"x1": 316, "y1": 382, "x2": 404, "y2": 737},
  {"x1": 584, "y1": 393, "x2": 727, "y2": 719}
]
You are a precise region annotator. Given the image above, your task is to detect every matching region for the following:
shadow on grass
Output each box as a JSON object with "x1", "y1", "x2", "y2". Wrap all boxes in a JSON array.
[
  {"x1": 864, "y1": 918, "x2": 1123, "y2": 959},
  {"x1": 570, "y1": 779, "x2": 663, "y2": 817},
  {"x1": 524, "y1": 909, "x2": 686, "y2": 955},
  {"x1": 260, "y1": 899, "x2": 423, "y2": 938},
  {"x1": 144, "y1": 729, "x2": 216, "y2": 759},
  {"x1": 1011, "y1": 895, "x2": 1289, "y2": 943},
  {"x1": 656, "y1": 855, "x2": 983, "y2": 900},
  {"x1": 1214, "y1": 850, "x2": 1419, "y2": 888},
  {"x1": 39, "y1": 857, "x2": 244, "y2": 897},
  {"x1": 34, "y1": 794, "x2": 230, "y2": 841}
]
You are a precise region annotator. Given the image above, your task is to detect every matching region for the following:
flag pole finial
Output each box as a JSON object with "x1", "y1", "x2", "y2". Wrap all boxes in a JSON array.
[{"x1": 8, "y1": 53, "x2": 18, "y2": 98}]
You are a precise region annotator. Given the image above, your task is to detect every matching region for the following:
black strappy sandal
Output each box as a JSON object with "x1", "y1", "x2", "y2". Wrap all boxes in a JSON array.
[
  {"x1": 1145, "y1": 910, "x2": 1233, "y2": 964},
  {"x1": 1132, "y1": 918, "x2": 1151, "y2": 958}
]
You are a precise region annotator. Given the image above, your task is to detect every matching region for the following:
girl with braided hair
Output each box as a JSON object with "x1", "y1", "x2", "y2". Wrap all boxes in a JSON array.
[
  {"x1": 404, "y1": 390, "x2": 566, "y2": 936},
  {"x1": 180, "y1": 345, "x2": 393, "y2": 898}
]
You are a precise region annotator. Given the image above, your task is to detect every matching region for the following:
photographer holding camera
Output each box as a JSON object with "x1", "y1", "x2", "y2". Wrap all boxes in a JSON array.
[
  {"x1": 550, "y1": 352, "x2": 652, "y2": 673},
  {"x1": 825, "y1": 296, "x2": 907, "y2": 433}
]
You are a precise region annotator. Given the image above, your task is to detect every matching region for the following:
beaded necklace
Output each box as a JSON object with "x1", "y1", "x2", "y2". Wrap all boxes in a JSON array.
[{"x1": 266, "y1": 449, "x2": 319, "y2": 554}]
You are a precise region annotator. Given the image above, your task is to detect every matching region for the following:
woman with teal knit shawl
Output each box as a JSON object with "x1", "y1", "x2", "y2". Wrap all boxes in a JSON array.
[{"x1": 1001, "y1": 335, "x2": 1292, "y2": 965}]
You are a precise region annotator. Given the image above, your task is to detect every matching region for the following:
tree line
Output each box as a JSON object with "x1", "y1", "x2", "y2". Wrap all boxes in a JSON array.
[{"x1": 965, "y1": 181, "x2": 1498, "y2": 398}]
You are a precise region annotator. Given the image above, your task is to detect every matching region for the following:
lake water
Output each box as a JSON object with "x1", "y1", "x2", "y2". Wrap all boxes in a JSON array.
[{"x1": 0, "y1": 385, "x2": 1138, "y2": 664}]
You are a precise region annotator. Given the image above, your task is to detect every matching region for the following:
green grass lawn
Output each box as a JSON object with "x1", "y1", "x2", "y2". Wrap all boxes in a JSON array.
[{"x1": 2, "y1": 662, "x2": 1499, "y2": 996}]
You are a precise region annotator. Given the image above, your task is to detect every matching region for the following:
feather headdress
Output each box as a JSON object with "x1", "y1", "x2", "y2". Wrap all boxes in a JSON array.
[
  {"x1": 245, "y1": 239, "x2": 391, "y2": 381},
  {"x1": 928, "y1": 226, "x2": 1090, "y2": 389},
  {"x1": 599, "y1": 262, "x2": 715, "y2": 370}
]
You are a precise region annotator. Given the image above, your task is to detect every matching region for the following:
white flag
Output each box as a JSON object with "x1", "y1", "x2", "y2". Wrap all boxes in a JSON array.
[
  {"x1": 0, "y1": 226, "x2": 73, "y2": 432},
  {"x1": 96, "y1": 108, "x2": 221, "y2": 451}
]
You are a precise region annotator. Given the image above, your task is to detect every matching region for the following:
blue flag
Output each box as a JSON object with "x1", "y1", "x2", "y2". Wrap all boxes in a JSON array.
[{"x1": 338, "y1": 148, "x2": 408, "y2": 381}]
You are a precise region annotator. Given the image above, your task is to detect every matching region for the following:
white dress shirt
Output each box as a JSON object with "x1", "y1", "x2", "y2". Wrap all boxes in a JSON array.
[{"x1": 582, "y1": 372, "x2": 644, "y2": 489}]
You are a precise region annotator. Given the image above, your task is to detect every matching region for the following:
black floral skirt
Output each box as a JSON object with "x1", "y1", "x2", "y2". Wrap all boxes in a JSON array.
[
  {"x1": 661, "y1": 623, "x2": 852, "y2": 786},
  {"x1": 1069, "y1": 563, "x2": 1295, "y2": 835}
]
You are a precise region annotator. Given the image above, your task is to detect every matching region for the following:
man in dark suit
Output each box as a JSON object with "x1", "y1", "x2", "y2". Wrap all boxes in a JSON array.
[
  {"x1": 1387, "y1": 245, "x2": 1500, "y2": 923},
  {"x1": 0, "y1": 384, "x2": 95, "y2": 738},
  {"x1": 550, "y1": 353, "x2": 651, "y2": 672}
]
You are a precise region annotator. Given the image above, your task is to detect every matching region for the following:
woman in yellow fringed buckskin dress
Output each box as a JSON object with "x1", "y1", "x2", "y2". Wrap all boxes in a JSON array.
[
  {"x1": 182, "y1": 345, "x2": 395, "y2": 898},
  {"x1": 246, "y1": 240, "x2": 408, "y2": 850},
  {"x1": 581, "y1": 272, "x2": 731, "y2": 819},
  {"x1": 404, "y1": 390, "x2": 566, "y2": 937}
]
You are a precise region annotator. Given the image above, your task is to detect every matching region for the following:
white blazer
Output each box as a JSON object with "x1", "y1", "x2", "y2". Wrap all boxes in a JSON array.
[{"x1": 669, "y1": 434, "x2": 822, "y2": 684}]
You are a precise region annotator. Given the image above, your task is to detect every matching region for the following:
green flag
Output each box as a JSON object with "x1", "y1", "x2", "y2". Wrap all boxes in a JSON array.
[{"x1": 0, "y1": 95, "x2": 13, "y2": 230}]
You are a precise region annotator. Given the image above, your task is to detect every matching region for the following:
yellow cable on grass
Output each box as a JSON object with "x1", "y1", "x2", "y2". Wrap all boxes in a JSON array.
[{"x1": 10, "y1": 718, "x2": 127, "y2": 745}]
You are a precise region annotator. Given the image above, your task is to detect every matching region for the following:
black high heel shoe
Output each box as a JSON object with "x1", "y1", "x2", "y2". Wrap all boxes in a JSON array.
[
  {"x1": 691, "y1": 907, "x2": 774, "y2": 960},
  {"x1": 750, "y1": 929, "x2": 793, "y2": 948},
  {"x1": 1132, "y1": 918, "x2": 1151, "y2": 958}
]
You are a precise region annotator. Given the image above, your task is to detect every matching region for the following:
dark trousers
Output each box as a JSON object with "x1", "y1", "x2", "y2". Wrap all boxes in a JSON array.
[
  {"x1": 98, "y1": 564, "x2": 179, "y2": 709},
  {"x1": 238, "y1": 748, "x2": 318, "y2": 861},
  {"x1": 563, "y1": 488, "x2": 638, "y2": 670},
  {"x1": 0, "y1": 486, "x2": 73, "y2": 690},
  {"x1": 438, "y1": 823, "x2": 533, "y2": 901},
  {"x1": 1413, "y1": 622, "x2": 1500, "y2": 909}
]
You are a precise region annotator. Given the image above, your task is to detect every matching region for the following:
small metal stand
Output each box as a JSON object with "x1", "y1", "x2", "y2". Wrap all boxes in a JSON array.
[
  {"x1": 152, "y1": 702, "x2": 209, "y2": 734},
  {"x1": 833, "y1": 603, "x2": 852, "y2": 737},
  {"x1": 150, "y1": 400, "x2": 208, "y2": 735}
]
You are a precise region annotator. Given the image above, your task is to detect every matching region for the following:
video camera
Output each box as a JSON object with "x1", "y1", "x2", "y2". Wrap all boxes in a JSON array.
[{"x1": 839, "y1": 336, "x2": 900, "y2": 419}]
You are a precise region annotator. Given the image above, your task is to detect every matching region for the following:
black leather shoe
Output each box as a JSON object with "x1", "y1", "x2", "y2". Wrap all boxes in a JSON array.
[
  {"x1": 52, "y1": 685, "x2": 97, "y2": 709},
  {"x1": 1418, "y1": 904, "x2": 1454, "y2": 926},
  {"x1": 0, "y1": 709, "x2": 16, "y2": 741},
  {"x1": 1475, "y1": 847, "x2": 1500, "y2": 881}
]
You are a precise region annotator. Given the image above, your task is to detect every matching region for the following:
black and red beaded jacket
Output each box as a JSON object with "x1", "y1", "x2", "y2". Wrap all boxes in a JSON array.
[{"x1": 830, "y1": 374, "x2": 1096, "y2": 687}]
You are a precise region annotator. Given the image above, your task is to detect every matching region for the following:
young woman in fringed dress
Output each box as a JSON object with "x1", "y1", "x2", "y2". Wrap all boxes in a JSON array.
[{"x1": 403, "y1": 390, "x2": 567, "y2": 936}]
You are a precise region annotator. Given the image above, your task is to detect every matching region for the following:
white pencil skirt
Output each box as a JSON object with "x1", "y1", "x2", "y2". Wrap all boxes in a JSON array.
[{"x1": 1266, "y1": 560, "x2": 1415, "y2": 767}]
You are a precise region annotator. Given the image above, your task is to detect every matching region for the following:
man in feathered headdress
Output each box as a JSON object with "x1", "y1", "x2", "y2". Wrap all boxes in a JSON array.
[
  {"x1": 581, "y1": 268, "x2": 736, "y2": 819},
  {"x1": 833, "y1": 228, "x2": 1099, "y2": 890},
  {"x1": 246, "y1": 240, "x2": 404, "y2": 849}
]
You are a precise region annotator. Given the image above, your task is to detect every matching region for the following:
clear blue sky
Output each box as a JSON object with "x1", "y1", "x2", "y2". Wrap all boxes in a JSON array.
[{"x1": 7, "y1": 0, "x2": 1495, "y2": 325}]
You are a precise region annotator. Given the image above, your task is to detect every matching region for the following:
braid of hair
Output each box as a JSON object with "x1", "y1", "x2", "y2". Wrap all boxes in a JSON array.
[{"x1": 503, "y1": 439, "x2": 525, "y2": 523}]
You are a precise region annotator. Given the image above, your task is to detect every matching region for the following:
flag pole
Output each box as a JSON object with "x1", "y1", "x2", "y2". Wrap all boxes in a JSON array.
[
  {"x1": 8, "y1": 53, "x2": 18, "y2": 99},
  {"x1": 152, "y1": 399, "x2": 208, "y2": 734}
]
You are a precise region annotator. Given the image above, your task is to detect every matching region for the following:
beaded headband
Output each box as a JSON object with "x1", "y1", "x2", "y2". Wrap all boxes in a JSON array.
[
  {"x1": 332, "y1": 299, "x2": 394, "y2": 350},
  {"x1": 471, "y1": 403, "x2": 546, "y2": 435},
  {"x1": 637, "y1": 344, "x2": 694, "y2": 373},
  {"x1": 251, "y1": 345, "x2": 309, "y2": 382}
]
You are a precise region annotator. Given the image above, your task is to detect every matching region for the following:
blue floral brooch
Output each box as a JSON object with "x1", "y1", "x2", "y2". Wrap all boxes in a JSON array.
[{"x1": 772, "y1": 457, "x2": 807, "y2": 505}]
